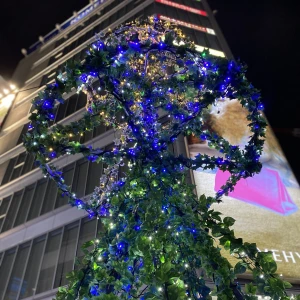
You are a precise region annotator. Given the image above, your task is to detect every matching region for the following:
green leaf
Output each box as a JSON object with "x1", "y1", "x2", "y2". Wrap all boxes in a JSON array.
[
  {"x1": 283, "y1": 281, "x2": 292, "y2": 289},
  {"x1": 223, "y1": 216, "x2": 235, "y2": 227},
  {"x1": 160, "y1": 255, "x2": 165, "y2": 263},
  {"x1": 234, "y1": 261, "x2": 247, "y2": 274},
  {"x1": 93, "y1": 261, "x2": 99, "y2": 270},
  {"x1": 245, "y1": 283, "x2": 257, "y2": 295}
]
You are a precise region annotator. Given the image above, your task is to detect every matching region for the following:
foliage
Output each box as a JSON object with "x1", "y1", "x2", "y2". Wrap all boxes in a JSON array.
[{"x1": 24, "y1": 17, "x2": 291, "y2": 299}]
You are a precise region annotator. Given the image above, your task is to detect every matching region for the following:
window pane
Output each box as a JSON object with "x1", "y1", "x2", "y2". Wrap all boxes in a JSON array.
[
  {"x1": 21, "y1": 153, "x2": 35, "y2": 175},
  {"x1": 93, "y1": 124, "x2": 106, "y2": 137},
  {"x1": 40, "y1": 179, "x2": 58, "y2": 215},
  {"x1": 55, "y1": 163, "x2": 75, "y2": 208},
  {"x1": 0, "y1": 247, "x2": 16, "y2": 299},
  {"x1": 17, "y1": 124, "x2": 29, "y2": 145},
  {"x1": 36, "y1": 229, "x2": 62, "y2": 294},
  {"x1": 10, "y1": 165, "x2": 23, "y2": 181},
  {"x1": 20, "y1": 235, "x2": 46, "y2": 299},
  {"x1": 1, "y1": 191, "x2": 22, "y2": 233},
  {"x1": 86, "y1": 161, "x2": 103, "y2": 195},
  {"x1": 65, "y1": 94, "x2": 78, "y2": 116},
  {"x1": 54, "y1": 221, "x2": 79, "y2": 287},
  {"x1": 4, "y1": 242, "x2": 30, "y2": 299},
  {"x1": 54, "y1": 99, "x2": 68, "y2": 122},
  {"x1": 76, "y1": 92, "x2": 87, "y2": 110},
  {"x1": 0, "y1": 196, "x2": 11, "y2": 231},
  {"x1": 76, "y1": 217, "x2": 96, "y2": 260},
  {"x1": 27, "y1": 179, "x2": 47, "y2": 221},
  {"x1": 72, "y1": 159, "x2": 88, "y2": 198},
  {"x1": 14, "y1": 184, "x2": 35, "y2": 227},
  {"x1": 1, "y1": 158, "x2": 16, "y2": 185}
]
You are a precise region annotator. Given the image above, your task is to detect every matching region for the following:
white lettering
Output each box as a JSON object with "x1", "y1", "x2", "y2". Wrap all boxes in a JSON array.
[
  {"x1": 295, "y1": 252, "x2": 300, "y2": 259},
  {"x1": 282, "y1": 251, "x2": 296, "y2": 263},
  {"x1": 271, "y1": 249, "x2": 282, "y2": 262}
]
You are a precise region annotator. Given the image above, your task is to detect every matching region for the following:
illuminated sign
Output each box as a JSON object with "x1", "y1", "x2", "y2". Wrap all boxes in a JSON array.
[
  {"x1": 28, "y1": 0, "x2": 107, "y2": 54},
  {"x1": 188, "y1": 99, "x2": 300, "y2": 280},
  {"x1": 155, "y1": 0, "x2": 207, "y2": 16},
  {"x1": 158, "y1": 15, "x2": 215, "y2": 35}
]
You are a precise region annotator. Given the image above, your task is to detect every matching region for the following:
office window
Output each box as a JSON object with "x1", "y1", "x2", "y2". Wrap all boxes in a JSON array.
[
  {"x1": 36, "y1": 228, "x2": 62, "y2": 294},
  {"x1": 65, "y1": 94, "x2": 78, "y2": 116},
  {"x1": 4, "y1": 242, "x2": 31, "y2": 300},
  {"x1": 27, "y1": 178, "x2": 48, "y2": 221},
  {"x1": 1, "y1": 191, "x2": 23, "y2": 233},
  {"x1": 40, "y1": 179, "x2": 58, "y2": 215},
  {"x1": 14, "y1": 184, "x2": 35, "y2": 228},
  {"x1": 86, "y1": 160, "x2": 103, "y2": 195},
  {"x1": 55, "y1": 163, "x2": 75, "y2": 208},
  {"x1": 1, "y1": 151, "x2": 37, "y2": 185},
  {"x1": 21, "y1": 152, "x2": 36, "y2": 175},
  {"x1": 77, "y1": 217, "x2": 97, "y2": 260},
  {"x1": 72, "y1": 158, "x2": 89, "y2": 198},
  {"x1": 20, "y1": 235, "x2": 46, "y2": 299},
  {"x1": 54, "y1": 221, "x2": 79, "y2": 287},
  {"x1": 0, "y1": 247, "x2": 16, "y2": 299},
  {"x1": 0, "y1": 215, "x2": 102, "y2": 298},
  {"x1": 1, "y1": 158, "x2": 16, "y2": 185},
  {"x1": 0, "y1": 196, "x2": 12, "y2": 232}
]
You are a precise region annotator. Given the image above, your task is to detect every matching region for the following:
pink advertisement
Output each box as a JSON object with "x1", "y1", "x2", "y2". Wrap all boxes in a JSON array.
[{"x1": 188, "y1": 99, "x2": 300, "y2": 281}]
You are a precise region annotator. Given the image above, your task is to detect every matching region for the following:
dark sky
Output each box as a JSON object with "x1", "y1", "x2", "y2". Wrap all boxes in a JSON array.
[{"x1": 0, "y1": 0, "x2": 299, "y2": 180}]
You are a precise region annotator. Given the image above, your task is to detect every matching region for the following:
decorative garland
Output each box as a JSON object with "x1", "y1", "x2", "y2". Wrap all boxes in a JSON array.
[{"x1": 24, "y1": 17, "x2": 292, "y2": 300}]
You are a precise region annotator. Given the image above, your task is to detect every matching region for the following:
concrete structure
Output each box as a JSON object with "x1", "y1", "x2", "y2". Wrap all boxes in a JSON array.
[{"x1": 0, "y1": 1, "x2": 256, "y2": 299}]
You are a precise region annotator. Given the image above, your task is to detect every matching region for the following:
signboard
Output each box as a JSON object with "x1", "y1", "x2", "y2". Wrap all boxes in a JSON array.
[
  {"x1": 158, "y1": 15, "x2": 215, "y2": 35},
  {"x1": 188, "y1": 99, "x2": 300, "y2": 281},
  {"x1": 155, "y1": 0, "x2": 207, "y2": 16}
]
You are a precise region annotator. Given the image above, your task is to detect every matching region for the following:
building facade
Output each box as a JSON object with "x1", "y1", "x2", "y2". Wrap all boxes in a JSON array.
[{"x1": 1, "y1": 1, "x2": 293, "y2": 299}]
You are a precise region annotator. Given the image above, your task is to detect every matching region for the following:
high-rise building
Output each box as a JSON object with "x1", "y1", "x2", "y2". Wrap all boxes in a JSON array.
[{"x1": 0, "y1": 1, "x2": 299, "y2": 299}]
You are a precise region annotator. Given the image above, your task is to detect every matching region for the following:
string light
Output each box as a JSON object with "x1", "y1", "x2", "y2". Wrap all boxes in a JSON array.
[{"x1": 22, "y1": 17, "x2": 282, "y2": 300}]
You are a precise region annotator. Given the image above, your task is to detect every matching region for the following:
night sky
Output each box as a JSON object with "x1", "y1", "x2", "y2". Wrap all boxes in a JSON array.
[{"x1": 0, "y1": 0, "x2": 299, "y2": 180}]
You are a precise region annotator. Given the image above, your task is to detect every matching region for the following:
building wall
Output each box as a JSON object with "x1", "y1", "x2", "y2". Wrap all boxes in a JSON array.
[{"x1": 0, "y1": 0, "x2": 234, "y2": 298}]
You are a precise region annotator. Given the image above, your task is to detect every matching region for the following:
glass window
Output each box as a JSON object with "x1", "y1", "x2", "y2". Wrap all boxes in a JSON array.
[
  {"x1": 1, "y1": 158, "x2": 16, "y2": 185},
  {"x1": 1, "y1": 191, "x2": 23, "y2": 233},
  {"x1": 36, "y1": 229, "x2": 62, "y2": 294},
  {"x1": 54, "y1": 221, "x2": 79, "y2": 287},
  {"x1": 207, "y1": 35, "x2": 222, "y2": 50},
  {"x1": 83, "y1": 130, "x2": 93, "y2": 143},
  {"x1": 93, "y1": 124, "x2": 106, "y2": 137},
  {"x1": 40, "y1": 179, "x2": 58, "y2": 215},
  {"x1": 17, "y1": 124, "x2": 30, "y2": 145},
  {"x1": 0, "y1": 196, "x2": 12, "y2": 232},
  {"x1": 14, "y1": 184, "x2": 35, "y2": 228},
  {"x1": 65, "y1": 94, "x2": 78, "y2": 116},
  {"x1": 76, "y1": 217, "x2": 97, "y2": 260},
  {"x1": 72, "y1": 158, "x2": 88, "y2": 198},
  {"x1": 27, "y1": 178, "x2": 47, "y2": 221},
  {"x1": 0, "y1": 247, "x2": 16, "y2": 299},
  {"x1": 4, "y1": 242, "x2": 31, "y2": 299},
  {"x1": 86, "y1": 161, "x2": 103, "y2": 195},
  {"x1": 55, "y1": 163, "x2": 75, "y2": 208},
  {"x1": 21, "y1": 153, "x2": 35, "y2": 175},
  {"x1": 54, "y1": 99, "x2": 69, "y2": 122},
  {"x1": 10, "y1": 164, "x2": 23, "y2": 181},
  {"x1": 20, "y1": 235, "x2": 46, "y2": 299},
  {"x1": 76, "y1": 92, "x2": 87, "y2": 110}
]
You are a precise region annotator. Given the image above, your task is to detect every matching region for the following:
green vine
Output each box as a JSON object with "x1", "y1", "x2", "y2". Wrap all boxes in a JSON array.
[{"x1": 23, "y1": 17, "x2": 294, "y2": 299}]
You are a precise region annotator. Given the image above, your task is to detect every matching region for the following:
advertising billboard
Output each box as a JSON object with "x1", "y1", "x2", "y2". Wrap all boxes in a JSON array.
[{"x1": 188, "y1": 99, "x2": 300, "y2": 281}]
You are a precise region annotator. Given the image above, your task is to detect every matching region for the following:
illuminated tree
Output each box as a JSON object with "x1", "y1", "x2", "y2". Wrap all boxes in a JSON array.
[{"x1": 24, "y1": 18, "x2": 292, "y2": 300}]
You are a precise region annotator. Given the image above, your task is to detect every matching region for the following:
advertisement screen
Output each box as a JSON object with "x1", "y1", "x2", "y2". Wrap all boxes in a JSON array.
[{"x1": 188, "y1": 99, "x2": 300, "y2": 281}]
